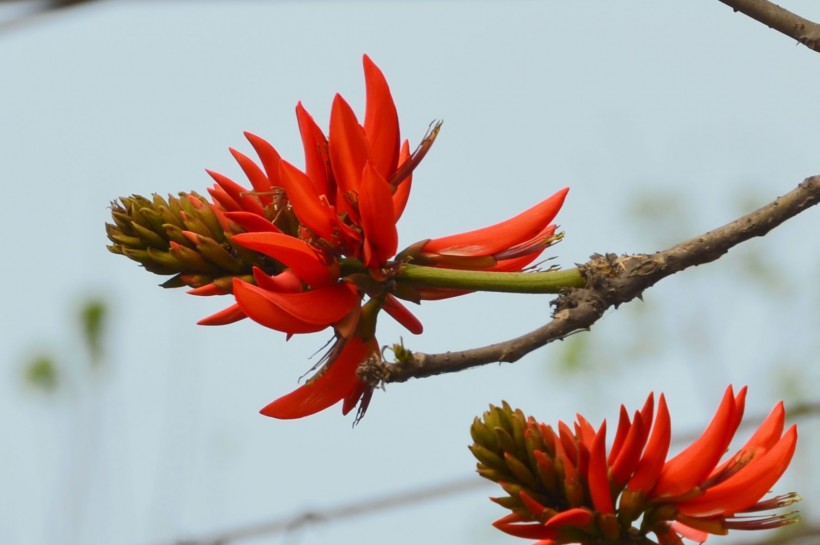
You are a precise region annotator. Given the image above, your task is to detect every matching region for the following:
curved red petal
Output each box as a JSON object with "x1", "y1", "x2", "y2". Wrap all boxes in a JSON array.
[
  {"x1": 233, "y1": 279, "x2": 355, "y2": 334},
  {"x1": 223, "y1": 211, "x2": 281, "y2": 233},
  {"x1": 260, "y1": 336, "x2": 375, "y2": 419},
  {"x1": 328, "y1": 93, "x2": 370, "y2": 197},
  {"x1": 708, "y1": 401, "x2": 785, "y2": 482},
  {"x1": 611, "y1": 411, "x2": 647, "y2": 487},
  {"x1": 676, "y1": 425, "x2": 797, "y2": 517},
  {"x1": 197, "y1": 303, "x2": 246, "y2": 326},
  {"x1": 359, "y1": 161, "x2": 398, "y2": 266},
  {"x1": 588, "y1": 423, "x2": 615, "y2": 514},
  {"x1": 383, "y1": 294, "x2": 423, "y2": 334},
  {"x1": 423, "y1": 187, "x2": 568, "y2": 257},
  {"x1": 206, "y1": 169, "x2": 266, "y2": 217},
  {"x1": 543, "y1": 507, "x2": 595, "y2": 530},
  {"x1": 229, "y1": 147, "x2": 273, "y2": 205},
  {"x1": 628, "y1": 394, "x2": 671, "y2": 494},
  {"x1": 609, "y1": 405, "x2": 632, "y2": 465},
  {"x1": 652, "y1": 387, "x2": 740, "y2": 498},
  {"x1": 232, "y1": 231, "x2": 335, "y2": 287},
  {"x1": 278, "y1": 160, "x2": 337, "y2": 240},
  {"x1": 362, "y1": 55, "x2": 400, "y2": 179},
  {"x1": 392, "y1": 140, "x2": 412, "y2": 221},
  {"x1": 253, "y1": 267, "x2": 303, "y2": 293},
  {"x1": 296, "y1": 102, "x2": 332, "y2": 198},
  {"x1": 244, "y1": 132, "x2": 283, "y2": 187}
]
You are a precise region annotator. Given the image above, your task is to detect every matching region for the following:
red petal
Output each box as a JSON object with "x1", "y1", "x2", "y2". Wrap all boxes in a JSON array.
[
  {"x1": 233, "y1": 279, "x2": 357, "y2": 334},
  {"x1": 260, "y1": 336, "x2": 376, "y2": 419},
  {"x1": 208, "y1": 183, "x2": 242, "y2": 212},
  {"x1": 328, "y1": 93, "x2": 370, "y2": 197},
  {"x1": 197, "y1": 303, "x2": 246, "y2": 326},
  {"x1": 423, "y1": 188, "x2": 568, "y2": 257},
  {"x1": 253, "y1": 267, "x2": 302, "y2": 293},
  {"x1": 187, "y1": 282, "x2": 228, "y2": 296},
  {"x1": 229, "y1": 147, "x2": 273, "y2": 205},
  {"x1": 708, "y1": 401, "x2": 785, "y2": 482},
  {"x1": 362, "y1": 55, "x2": 399, "y2": 179},
  {"x1": 382, "y1": 294, "x2": 423, "y2": 334},
  {"x1": 359, "y1": 161, "x2": 398, "y2": 266},
  {"x1": 588, "y1": 423, "x2": 615, "y2": 514},
  {"x1": 628, "y1": 394, "x2": 671, "y2": 494},
  {"x1": 206, "y1": 169, "x2": 266, "y2": 217},
  {"x1": 608, "y1": 406, "x2": 632, "y2": 465},
  {"x1": 392, "y1": 140, "x2": 412, "y2": 221},
  {"x1": 676, "y1": 425, "x2": 797, "y2": 517},
  {"x1": 493, "y1": 514, "x2": 557, "y2": 540},
  {"x1": 278, "y1": 160, "x2": 337, "y2": 240},
  {"x1": 651, "y1": 387, "x2": 741, "y2": 498},
  {"x1": 244, "y1": 132, "x2": 283, "y2": 187},
  {"x1": 611, "y1": 411, "x2": 647, "y2": 487},
  {"x1": 223, "y1": 211, "x2": 281, "y2": 233},
  {"x1": 543, "y1": 508, "x2": 595, "y2": 530},
  {"x1": 232, "y1": 232, "x2": 335, "y2": 287},
  {"x1": 296, "y1": 102, "x2": 332, "y2": 198}
]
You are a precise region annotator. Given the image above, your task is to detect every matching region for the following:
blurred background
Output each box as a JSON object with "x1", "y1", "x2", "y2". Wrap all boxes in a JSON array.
[{"x1": 2, "y1": 1, "x2": 819, "y2": 544}]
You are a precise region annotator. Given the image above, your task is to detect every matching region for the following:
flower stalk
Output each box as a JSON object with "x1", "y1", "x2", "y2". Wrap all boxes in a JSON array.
[{"x1": 396, "y1": 263, "x2": 585, "y2": 294}]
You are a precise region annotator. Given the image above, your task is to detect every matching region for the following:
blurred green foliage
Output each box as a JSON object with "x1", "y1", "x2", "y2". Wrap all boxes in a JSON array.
[
  {"x1": 22, "y1": 354, "x2": 59, "y2": 392},
  {"x1": 80, "y1": 298, "x2": 107, "y2": 366},
  {"x1": 20, "y1": 295, "x2": 110, "y2": 394}
]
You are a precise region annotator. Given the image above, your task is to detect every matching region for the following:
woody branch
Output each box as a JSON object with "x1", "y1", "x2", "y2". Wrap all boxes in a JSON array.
[
  {"x1": 717, "y1": 0, "x2": 820, "y2": 51},
  {"x1": 361, "y1": 175, "x2": 820, "y2": 385}
]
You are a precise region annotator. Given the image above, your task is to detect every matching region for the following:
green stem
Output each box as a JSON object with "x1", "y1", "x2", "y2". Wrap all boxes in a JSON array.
[{"x1": 396, "y1": 264, "x2": 585, "y2": 294}]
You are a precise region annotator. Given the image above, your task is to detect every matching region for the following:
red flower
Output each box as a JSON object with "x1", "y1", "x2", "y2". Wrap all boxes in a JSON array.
[
  {"x1": 109, "y1": 55, "x2": 570, "y2": 420},
  {"x1": 471, "y1": 387, "x2": 799, "y2": 545}
]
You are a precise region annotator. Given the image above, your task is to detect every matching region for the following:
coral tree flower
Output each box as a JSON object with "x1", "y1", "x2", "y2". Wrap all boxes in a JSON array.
[
  {"x1": 106, "y1": 55, "x2": 569, "y2": 420},
  {"x1": 470, "y1": 386, "x2": 799, "y2": 545}
]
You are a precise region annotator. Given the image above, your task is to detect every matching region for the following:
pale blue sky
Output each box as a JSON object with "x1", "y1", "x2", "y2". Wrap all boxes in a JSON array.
[{"x1": 2, "y1": 2, "x2": 820, "y2": 544}]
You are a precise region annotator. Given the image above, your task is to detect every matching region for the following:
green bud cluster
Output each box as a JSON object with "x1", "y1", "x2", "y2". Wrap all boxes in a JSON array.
[
  {"x1": 471, "y1": 402, "x2": 570, "y2": 520},
  {"x1": 106, "y1": 193, "x2": 270, "y2": 290}
]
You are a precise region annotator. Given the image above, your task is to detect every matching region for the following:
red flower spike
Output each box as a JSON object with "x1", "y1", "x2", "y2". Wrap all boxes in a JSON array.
[
  {"x1": 471, "y1": 388, "x2": 798, "y2": 545},
  {"x1": 359, "y1": 161, "x2": 399, "y2": 267},
  {"x1": 422, "y1": 187, "x2": 568, "y2": 257},
  {"x1": 232, "y1": 232, "x2": 335, "y2": 288},
  {"x1": 328, "y1": 93, "x2": 370, "y2": 197},
  {"x1": 260, "y1": 335, "x2": 376, "y2": 419},
  {"x1": 362, "y1": 54, "x2": 400, "y2": 180}
]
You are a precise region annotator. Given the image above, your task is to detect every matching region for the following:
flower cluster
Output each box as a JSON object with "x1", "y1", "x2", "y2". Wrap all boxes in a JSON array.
[
  {"x1": 107, "y1": 56, "x2": 569, "y2": 420},
  {"x1": 470, "y1": 386, "x2": 799, "y2": 545}
]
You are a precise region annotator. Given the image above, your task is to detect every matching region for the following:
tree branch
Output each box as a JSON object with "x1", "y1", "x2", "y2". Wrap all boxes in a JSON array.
[
  {"x1": 361, "y1": 176, "x2": 820, "y2": 385},
  {"x1": 718, "y1": 0, "x2": 820, "y2": 52}
]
